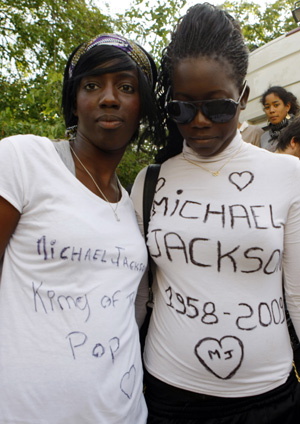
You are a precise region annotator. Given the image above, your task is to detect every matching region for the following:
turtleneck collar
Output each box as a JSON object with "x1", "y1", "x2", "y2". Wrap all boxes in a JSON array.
[{"x1": 182, "y1": 131, "x2": 243, "y2": 164}]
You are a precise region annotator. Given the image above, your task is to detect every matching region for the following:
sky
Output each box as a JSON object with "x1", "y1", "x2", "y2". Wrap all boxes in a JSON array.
[{"x1": 99, "y1": 0, "x2": 271, "y2": 16}]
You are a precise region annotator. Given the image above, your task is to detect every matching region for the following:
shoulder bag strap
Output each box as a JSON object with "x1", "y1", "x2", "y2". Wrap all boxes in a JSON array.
[{"x1": 142, "y1": 164, "x2": 161, "y2": 295}]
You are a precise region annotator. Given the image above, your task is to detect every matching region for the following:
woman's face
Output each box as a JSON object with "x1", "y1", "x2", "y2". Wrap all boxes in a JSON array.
[
  {"x1": 172, "y1": 57, "x2": 248, "y2": 157},
  {"x1": 263, "y1": 93, "x2": 291, "y2": 125},
  {"x1": 75, "y1": 68, "x2": 140, "y2": 152}
]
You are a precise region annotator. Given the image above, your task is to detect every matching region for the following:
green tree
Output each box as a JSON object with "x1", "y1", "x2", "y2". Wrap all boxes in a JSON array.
[
  {"x1": 221, "y1": 0, "x2": 298, "y2": 51},
  {"x1": 0, "y1": 71, "x2": 65, "y2": 139},
  {"x1": 0, "y1": 0, "x2": 114, "y2": 139},
  {"x1": 0, "y1": 0, "x2": 113, "y2": 77},
  {"x1": 114, "y1": 0, "x2": 187, "y2": 63},
  {"x1": 117, "y1": 143, "x2": 156, "y2": 190}
]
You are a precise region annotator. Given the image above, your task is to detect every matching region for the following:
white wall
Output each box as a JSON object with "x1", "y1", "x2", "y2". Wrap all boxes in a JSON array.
[{"x1": 240, "y1": 27, "x2": 300, "y2": 128}]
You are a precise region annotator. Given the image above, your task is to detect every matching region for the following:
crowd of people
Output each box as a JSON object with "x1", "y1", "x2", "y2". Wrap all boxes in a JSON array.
[{"x1": 0, "y1": 2, "x2": 300, "y2": 424}]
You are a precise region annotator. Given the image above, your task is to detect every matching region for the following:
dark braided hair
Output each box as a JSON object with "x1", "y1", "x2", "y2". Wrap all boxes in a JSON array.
[{"x1": 155, "y1": 2, "x2": 249, "y2": 163}]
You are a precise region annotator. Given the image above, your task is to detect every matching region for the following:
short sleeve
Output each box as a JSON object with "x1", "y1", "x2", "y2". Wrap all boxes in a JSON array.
[{"x1": 0, "y1": 136, "x2": 26, "y2": 212}]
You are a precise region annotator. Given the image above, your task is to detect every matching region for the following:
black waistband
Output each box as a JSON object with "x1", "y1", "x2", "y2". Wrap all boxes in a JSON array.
[{"x1": 144, "y1": 368, "x2": 298, "y2": 419}]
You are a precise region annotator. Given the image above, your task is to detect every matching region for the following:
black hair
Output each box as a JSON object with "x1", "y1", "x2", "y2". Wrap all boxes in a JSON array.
[
  {"x1": 155, "y1": 2, "x2": 249, "y2": 163},
  {"x1": 62, "y1": 42, "x2": 163, "y2": 146},
  {"x1": 260, "y1": 86, "x2": 300, "y2": 116},
  {"x1": 277, "y1": 116, "x2": 300, "y2": 151}
]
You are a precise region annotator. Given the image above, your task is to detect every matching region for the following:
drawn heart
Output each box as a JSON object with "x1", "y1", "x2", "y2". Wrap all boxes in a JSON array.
[
  {"x1": 120, "y1": 365, "x2": 136, "y2": 399},
  {"x1": 229, "y1": 171, "x2": 254, "y2": 191},
  {"x1": 194, "y1": 336, "x2": 244, "y2": 380}
]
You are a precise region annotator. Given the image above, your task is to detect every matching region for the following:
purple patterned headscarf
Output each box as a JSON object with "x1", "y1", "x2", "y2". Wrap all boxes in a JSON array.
[{"x1": 68, "y1": 33, "x2": 153, "y2": 86}]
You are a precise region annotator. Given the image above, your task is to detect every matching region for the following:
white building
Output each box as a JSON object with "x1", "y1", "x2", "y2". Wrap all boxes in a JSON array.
[{"x1": 240, "y1": 26, "x2": 300, "y2": 128}]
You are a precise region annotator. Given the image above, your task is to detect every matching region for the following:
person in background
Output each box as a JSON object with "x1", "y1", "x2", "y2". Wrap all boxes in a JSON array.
[
  {"x1": 0, "y1": 33, "x2": 162, "y2": 424},
  {"x1": 276, "y1": 116, "x2": 300, "y2": 158},
  {"x1": 131, "y1": 3, "x2": 300, "y2": 423},
  {"x1": 238, "y1": 120, "x2": 263, "y2": 146},
  {"x1": 260, "y1": 86, "x2": 300, "y2": 152},
  {"x1": 276, "y1": 116, "x2": 300, "y2": 371}
]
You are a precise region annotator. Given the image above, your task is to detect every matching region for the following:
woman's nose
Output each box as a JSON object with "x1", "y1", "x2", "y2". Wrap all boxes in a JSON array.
[
  {"x1": 99, "y1": 85, "x2": 119, "y2": 107},
  {"x1": 192, "y1": 108, "x2": 212, "y2": 127},
  {"x1": 269, "y1": 105, "x2": 275, "y2": 113}
]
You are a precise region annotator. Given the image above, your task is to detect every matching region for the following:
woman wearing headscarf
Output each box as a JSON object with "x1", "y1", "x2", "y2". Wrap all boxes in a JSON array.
[{"x1": 0, "y1": 33, "x2": 161, "y2": 423}]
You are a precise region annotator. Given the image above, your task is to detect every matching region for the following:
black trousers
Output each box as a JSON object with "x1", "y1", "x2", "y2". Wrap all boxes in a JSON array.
[{"x1": 144, "y1": 369, "x2": 300, "y2": 424}]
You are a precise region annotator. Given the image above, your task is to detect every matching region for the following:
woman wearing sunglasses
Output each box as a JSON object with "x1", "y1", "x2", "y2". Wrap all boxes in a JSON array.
[{"x1": 131, "y1": 3, "x2": 300, "y2": 423}]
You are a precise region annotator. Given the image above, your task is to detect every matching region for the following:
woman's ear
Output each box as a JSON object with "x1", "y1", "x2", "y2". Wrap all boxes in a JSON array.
[
  {"x1": 290, "y1": 136, "x2": 297, "y2": 149},
  {"x1": 286, "y1": 102, "x2": 291, "y2": 113},
  {"x1": 240, "y1": 84, "x2": 250, "y2": 111}
]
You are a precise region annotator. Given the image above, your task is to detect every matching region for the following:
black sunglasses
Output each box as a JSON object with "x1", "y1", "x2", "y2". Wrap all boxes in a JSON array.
[{"x1": 165, "y1": 81, "x2": 247, "y2": 124}]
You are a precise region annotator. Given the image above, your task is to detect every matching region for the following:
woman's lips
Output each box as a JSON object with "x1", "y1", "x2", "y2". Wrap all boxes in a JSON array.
[{"x1": 96, "y1": 115, "x2": 123, "y2": 129}]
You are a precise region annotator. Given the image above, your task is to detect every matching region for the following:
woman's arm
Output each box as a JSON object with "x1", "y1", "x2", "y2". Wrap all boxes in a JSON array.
[
  {"x1": 0, "y1": 196, "x2": 20, "y2": 260},
  {"x1": 282, "y1": 162, "x2": 300, "y2": 340}
]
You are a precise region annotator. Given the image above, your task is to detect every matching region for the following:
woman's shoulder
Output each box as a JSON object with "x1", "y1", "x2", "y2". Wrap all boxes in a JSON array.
[
  {"x1": 260, "y1": 128, "x2": 270, "y2": 142},
  {"x1": 260, "y1": 127, "x2": 269, "y2": 136},
  {"x1": 0, "y1": 135, "x2": 57, "y2": 170},
  {"x1": 249, "y1": 142, "x2": 300, "y2": 173},
  {"x1": 0, "y1": 134, "x2": 52, "y2": 150},
  {"x1": 131, "y1": 163, "x2": 163, "y2": 210}
]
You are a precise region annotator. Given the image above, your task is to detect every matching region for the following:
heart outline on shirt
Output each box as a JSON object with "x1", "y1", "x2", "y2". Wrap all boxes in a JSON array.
[
  {"x1": 194, "y1": 335, "x2": 244, "y2": 380},
  {"x1": 229, "y1": 171, "x2": 254, "y2": 191},
  {"x1": 120, "y1": 364, "x2": 136, "y2": 399}
]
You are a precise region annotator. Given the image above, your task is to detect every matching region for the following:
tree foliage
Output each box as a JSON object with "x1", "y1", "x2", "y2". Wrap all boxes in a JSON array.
[
  {"x1": 0, "y1": 0, "x2": 112, "y2": 77},
  {"x1": 114, "y1": 0, "x2": 187, "y2": 63},
  {"x1": 0, "y1": 0, "x2": 113, "y2": 140},
  {"x1": 221, "y1": 0, "x2": 298, "y2": 51},
  {"x1": 117, "y1": 144, "x2": 156, "y2": 190}
]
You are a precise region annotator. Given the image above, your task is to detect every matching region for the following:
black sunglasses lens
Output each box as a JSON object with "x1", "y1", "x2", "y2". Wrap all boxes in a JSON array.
[
  {"x1": 167, "y1": 102, "x2": 196, "y2": 124},
  {"x1": 203, "y1": 100, "x2": 237, "y2": 123},
  {"x1": 167, "y1": 99, "x2": 237, "y2": 124}
]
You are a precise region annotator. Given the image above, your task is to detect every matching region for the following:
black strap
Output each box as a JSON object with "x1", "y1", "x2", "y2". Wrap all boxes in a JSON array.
[
  {"x1": 142, "y1": 164, "x2": 160, "y2": 294},
  {"x1": 143, "y1": 164, "x2": 160, "y2": 239},
  {"x1": 139, "y1": 164, "x2": 160, "y2": 351}
]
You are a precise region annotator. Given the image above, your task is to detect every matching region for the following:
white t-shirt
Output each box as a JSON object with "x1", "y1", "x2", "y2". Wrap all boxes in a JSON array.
[
  {"x1": 131, "y1": 132, "x2": 300, "y2": 398},
  {"x1": 0, "y1": 135, "x2": 148, "y2": 423}
]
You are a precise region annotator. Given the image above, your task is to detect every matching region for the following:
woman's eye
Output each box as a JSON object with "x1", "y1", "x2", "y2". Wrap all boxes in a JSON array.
[
  {"x1": 84, "y1": 83, "x2": 98, "y2": 91},
  {"x1": 120, "y1": 84, "x2": 135, "y2": 93}
]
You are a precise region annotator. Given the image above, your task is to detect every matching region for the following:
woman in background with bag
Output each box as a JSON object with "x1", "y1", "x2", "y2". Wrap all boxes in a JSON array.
[{"x1": 131, "y1": 3, "x2": 300, "y2": 423}]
